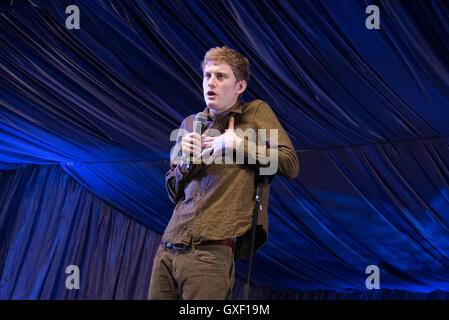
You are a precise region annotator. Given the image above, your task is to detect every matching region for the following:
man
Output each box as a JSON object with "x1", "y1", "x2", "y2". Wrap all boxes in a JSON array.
[{"x1": 148, "y1": 46, "x2": 299, "y2": 300}]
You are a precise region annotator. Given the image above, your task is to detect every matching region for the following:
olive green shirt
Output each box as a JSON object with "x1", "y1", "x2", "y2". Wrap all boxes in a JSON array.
[{"x1": 163, "y1": 99, "x2": 299, "y2": 260}]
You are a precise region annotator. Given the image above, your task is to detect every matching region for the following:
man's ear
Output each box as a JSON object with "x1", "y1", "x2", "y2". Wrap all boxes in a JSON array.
[{"x1": 237, "y1": 80, "x2": 247, "y2": 95}]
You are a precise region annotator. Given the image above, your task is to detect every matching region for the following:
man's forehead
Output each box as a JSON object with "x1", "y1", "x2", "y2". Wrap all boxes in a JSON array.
[{"x1": 203, "y1": 61, "x2": 233, "y2": 73}]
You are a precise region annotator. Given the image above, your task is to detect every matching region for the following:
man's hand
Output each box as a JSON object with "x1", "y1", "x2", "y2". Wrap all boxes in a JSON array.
[
  {"x1": 201, "y1": 116, "x2": 242, "y2": 165},
  {"x1": 181, "y1": 132, "x2": 206, "y2": 164}
]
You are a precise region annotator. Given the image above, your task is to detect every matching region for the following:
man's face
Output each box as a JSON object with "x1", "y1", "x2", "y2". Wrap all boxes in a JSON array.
[{"x1": 203, "y1": 61, "x2": 246, "y2": 115}]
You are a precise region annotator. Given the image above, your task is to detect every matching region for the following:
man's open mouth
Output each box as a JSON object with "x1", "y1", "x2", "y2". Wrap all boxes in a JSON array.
[{"x1": 207, "y1": 91, "x2": 217, "y2": 97}]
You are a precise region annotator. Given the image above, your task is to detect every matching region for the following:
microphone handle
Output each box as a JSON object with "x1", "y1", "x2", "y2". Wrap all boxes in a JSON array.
[
  {"x1": 186, "y1": 121, "x2": 203, "y2": 170},
  {"x1": 186, "y1": 158, "x2": 194, "y2": 170}
]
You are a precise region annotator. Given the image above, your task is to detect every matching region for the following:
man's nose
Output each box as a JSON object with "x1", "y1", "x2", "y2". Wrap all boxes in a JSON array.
[{"x1": 207, "y1": 76, "x2": 216, "y2": 87}]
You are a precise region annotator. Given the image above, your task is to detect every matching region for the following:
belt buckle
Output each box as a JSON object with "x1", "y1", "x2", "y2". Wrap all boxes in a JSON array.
[
  {"x1": 165, "y1": 242, "x2": 188, "y2": 251},
  {"x1": 172, "y1": 244, "x2": 187, "y2": 251}
]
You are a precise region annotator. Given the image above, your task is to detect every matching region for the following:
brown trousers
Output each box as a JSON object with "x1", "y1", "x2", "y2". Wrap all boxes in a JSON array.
[{"x1": 148, "y1": 243, "x2": 235, "y2": 300}]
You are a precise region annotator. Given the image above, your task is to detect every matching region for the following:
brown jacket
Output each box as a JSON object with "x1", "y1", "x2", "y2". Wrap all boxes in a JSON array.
[{"x1": 163, "y1": 99, "x2": 299, "y2": 260}]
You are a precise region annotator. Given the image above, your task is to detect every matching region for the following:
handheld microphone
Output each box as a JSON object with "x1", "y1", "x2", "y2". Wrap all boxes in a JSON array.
[{"x1": 186, "y1": 112, "x2": 208, "y2": 170}]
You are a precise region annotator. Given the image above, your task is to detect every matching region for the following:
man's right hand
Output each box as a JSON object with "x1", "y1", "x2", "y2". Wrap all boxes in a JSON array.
[{"x1": 181, "y1": 132, "x2": 205, "y2": 164}]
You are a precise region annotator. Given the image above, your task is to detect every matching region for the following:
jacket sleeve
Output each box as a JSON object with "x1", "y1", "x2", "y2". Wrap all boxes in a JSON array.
[
  {"x1": 165, "y1": 117, "x2": 194, "y2": 205},
  {"x1": 239, "y1": 101, "x2": 299, "y2": 179}
]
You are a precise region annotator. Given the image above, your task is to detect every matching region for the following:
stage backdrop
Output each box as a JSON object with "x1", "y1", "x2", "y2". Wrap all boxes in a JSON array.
[{"x1": 1, "y1": 0, "x2": 449, "y2": 298}]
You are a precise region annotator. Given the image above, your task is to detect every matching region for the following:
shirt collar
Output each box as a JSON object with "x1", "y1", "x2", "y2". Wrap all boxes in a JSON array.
[{"x1": 203, "y1": 100, "x2": 243, "y2": 120}]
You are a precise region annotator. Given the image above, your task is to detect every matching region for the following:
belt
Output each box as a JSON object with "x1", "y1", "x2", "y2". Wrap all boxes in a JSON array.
[
  {"x1": 161, "y1": 241, "x2": 190, "y2": 251},
  {"x1": 200, "y1": 239, "x2": 234, "y2": 249},
  {"x1": 162, "y1": 239, "x2": 234, "y2": 251}
]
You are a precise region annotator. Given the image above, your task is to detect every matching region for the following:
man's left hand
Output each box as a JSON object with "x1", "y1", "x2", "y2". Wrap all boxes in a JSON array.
[{"x1": 200, "y1": 116, "x2": 242, "y2": 165}]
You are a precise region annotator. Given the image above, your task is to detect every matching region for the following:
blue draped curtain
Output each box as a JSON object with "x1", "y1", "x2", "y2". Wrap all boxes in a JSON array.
[
  {"x1": 1, "y1": 0, "x2": 449, "y2": 299},
  {"x1": 2, "y1": 164, "x2": 449, "y2": 299},
  {"x1": 0, "y1": 164, "x2": 159, "y2": 299}
]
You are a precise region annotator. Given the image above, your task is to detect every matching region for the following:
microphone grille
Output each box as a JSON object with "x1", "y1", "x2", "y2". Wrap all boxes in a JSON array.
[{"x1": 195, "y1": 112, "x2": 208, "y2": 123}]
